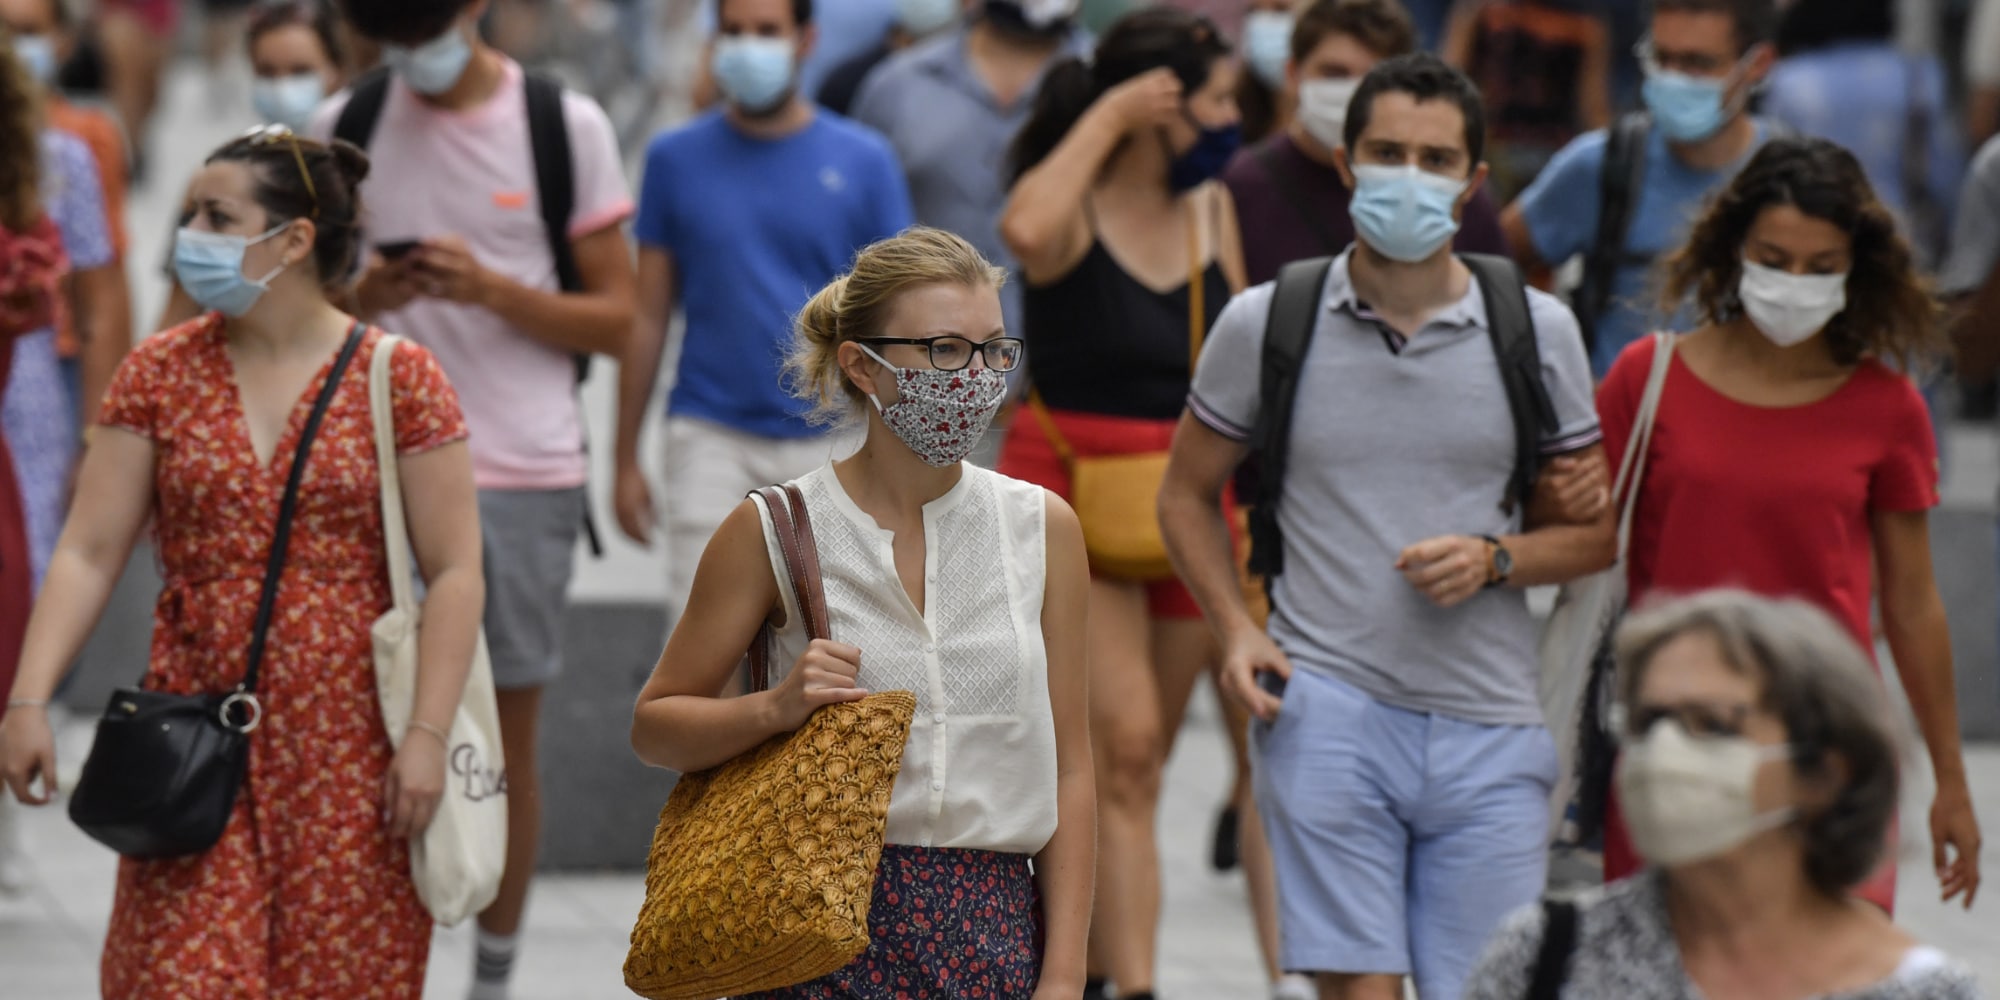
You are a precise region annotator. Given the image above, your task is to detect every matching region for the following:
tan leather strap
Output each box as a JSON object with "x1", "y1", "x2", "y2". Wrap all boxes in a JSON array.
[
  {"x1": 1025, "y1": 391, "x2": 1075, "y2": 468},
  {"x1": 748, "y1": 484, "x2": 829, "y2": 694},
  {"x1": 1189, "y1": 186, "x2": 1206, "y2": 365}
]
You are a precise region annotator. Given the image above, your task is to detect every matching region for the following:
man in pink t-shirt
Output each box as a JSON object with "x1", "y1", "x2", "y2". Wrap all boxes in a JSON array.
[{"x1": 317, "y1": 1, "x2": 636, "y2": 995}]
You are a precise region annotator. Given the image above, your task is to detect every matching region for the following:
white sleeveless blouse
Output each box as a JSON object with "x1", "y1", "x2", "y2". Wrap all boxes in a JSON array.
[{"x1": 752, "y1": 464, "x2": 1059, "y2": 856}]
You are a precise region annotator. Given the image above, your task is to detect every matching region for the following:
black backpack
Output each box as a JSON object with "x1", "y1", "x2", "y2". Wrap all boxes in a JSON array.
[
  {"x1": 1245, "y1": 253, "x2": 1558, "y2": 579},
  {"x1": 334, "y1": 68, "x2": 605, "y2": 555},
  {"x1": 1571, "y1": 111, "x2": 1654, "y2": 361}
]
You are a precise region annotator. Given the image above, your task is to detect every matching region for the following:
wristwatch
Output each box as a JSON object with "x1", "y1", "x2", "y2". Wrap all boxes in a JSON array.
[{"x1": 1479, "y1": 534, "x2": 1513, "y2": 588}]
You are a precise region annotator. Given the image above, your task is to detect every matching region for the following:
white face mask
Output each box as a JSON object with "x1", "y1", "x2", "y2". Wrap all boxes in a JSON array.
[
  {"x1": 1616, "y1": 718, "x2": 1797, "y2": 867},
  {"x1": 1739, "y1": 259, "x2": 1847, "y2": 348},
  {"x1": 1297, "y1": 77, "x2": 1359, "y2": 151}
]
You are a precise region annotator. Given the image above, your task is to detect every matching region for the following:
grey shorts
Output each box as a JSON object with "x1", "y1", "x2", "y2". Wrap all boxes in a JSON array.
[{"x1": 479, "y1": 487, "x2": 584, "y2": 690}]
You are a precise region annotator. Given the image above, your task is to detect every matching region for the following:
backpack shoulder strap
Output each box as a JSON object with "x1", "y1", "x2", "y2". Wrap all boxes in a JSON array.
[
  {"x1": 523, "y1": 71, "x2": 581, "y2": 295},
  {"x1": 1576, "y1": 111, "x2": 1651, "y2": 356},
  {"x1": 332, "y1": 68, "x2": 394, "y2": 151},
  {"x1": 1525, "y1": 898, "x2": 1580, "y2": 1000},
  {"x1": 1462, "y1": 252, "x2": 1558, "y2": 514},
  {"x1": 1246, "y1": 255, "x2": 1335, "y2": 579}
]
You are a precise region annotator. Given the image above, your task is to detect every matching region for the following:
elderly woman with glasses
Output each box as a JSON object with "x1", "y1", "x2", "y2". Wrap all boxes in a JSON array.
[
  {"x1": 1464, "y1": 589, "x2": 1984, "y2": 1000},
  {"x1": 0, "y1": 127, "x2": 485, "y2": 997}
]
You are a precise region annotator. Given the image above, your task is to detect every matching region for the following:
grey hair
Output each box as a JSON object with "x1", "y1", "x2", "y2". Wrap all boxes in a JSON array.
[{"x1": 1615, "y1": 589, "x2": 1900, "y2": 896}]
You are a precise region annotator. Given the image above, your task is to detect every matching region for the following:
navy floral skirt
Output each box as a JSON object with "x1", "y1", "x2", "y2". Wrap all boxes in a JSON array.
[{"x1": 741, "y1": 844, "x2": 1044, "y2": 999}]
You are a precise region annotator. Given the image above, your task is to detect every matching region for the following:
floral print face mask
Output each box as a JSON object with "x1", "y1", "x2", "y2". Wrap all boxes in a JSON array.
[{"x1": 860, "y1": 345, "x2": 1010, "y2": 468}]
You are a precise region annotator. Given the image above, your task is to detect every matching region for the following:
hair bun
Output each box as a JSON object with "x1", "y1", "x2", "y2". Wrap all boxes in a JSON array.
[{"x1": 327, "y1": 138, "x2": 372, "y2": 189}]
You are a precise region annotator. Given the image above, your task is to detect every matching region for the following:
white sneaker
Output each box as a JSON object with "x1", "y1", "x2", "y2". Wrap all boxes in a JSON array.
[
  {"x1": 1273, "y1": 974, "x2": 1315, "y2": 1000},
  {"x1": 0, "y1": 796, "x2": 30, "y2": 896}
]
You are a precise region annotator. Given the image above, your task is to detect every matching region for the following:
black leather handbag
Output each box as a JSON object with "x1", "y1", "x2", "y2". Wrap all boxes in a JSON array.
[{"x1": 67, "y1": 323, "x2": 365, "y2": 859}]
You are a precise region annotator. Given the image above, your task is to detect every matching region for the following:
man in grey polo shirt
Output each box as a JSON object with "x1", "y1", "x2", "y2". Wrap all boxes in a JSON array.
[
  {"x1": 1160, "y1": 54, "x2": 1613, "y2": 1000},
  {"x1": 849, "y1": 0, "x2": 1091, "y2": 339}
]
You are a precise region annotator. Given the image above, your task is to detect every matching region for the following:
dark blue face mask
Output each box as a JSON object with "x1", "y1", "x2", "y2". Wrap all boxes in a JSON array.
[{"x1": 1168, "y1": 118, "x2": 1243, "y2": 192}]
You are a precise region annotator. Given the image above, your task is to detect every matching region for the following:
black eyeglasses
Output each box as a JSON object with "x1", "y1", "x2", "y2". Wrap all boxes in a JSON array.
[
  {"x1": 237, "y1": 123, "x2": 319, "y2": 219},
  {"x1": 863, "y1": 336, "x2": 1024, "y2": 373}
]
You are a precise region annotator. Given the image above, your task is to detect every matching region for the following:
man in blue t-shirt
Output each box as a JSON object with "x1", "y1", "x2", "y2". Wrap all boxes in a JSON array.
[
  {"x1": 616, "y1": 0, "x2": 914, "y2": 623},
  {"x1": 1502, "y1": 0, "x2": 1781, "y2": 376}
]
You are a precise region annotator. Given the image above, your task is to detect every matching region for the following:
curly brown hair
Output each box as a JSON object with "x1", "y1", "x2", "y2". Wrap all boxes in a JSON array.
[
  {"x1": 1660, "y1": 137, "x2": 1944, "y2": 368},
  {"x1": 0, "y1": 27, "x2": 44, "y2": 231}
]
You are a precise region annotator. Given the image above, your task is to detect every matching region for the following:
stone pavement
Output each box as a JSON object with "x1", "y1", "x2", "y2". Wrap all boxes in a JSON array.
[{"x1": 5, "y1": 690, "x2": 2000, "y2": 998}]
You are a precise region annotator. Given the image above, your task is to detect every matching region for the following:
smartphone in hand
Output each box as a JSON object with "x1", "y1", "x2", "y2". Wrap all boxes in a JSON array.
[{"x1": 376, "y1": 240, "x2": 422, "y2": 262}]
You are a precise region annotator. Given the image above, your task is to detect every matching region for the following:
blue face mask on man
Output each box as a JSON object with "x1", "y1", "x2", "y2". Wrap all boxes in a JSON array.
[
  {"x1": 897, "y1": 0, "x2": 962, "y2": 37},
  {"x1": 1348, "y1": 164, "x2": 1467, "y2": 263},
  {"x1": 711, "y1": 35, "x2": 798, "y2": 114},
  {"x1": 1242, "y1": 11, "x2": 1293, "y2": 89},
  {"x1": 385, "y1": 23, "x2": 473, "y2": 96},
  {"x1": 174, "y1": 225, "x2": 293, "y2": 318},
  {"x1": 1641, "y1": 66, "x2": 1737, "y2": 143}
]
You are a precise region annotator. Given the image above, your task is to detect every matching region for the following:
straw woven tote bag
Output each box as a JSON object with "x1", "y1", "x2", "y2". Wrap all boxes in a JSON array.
[{"x1": 625, "y1": 484, "x2": 917, "y2": 1000}]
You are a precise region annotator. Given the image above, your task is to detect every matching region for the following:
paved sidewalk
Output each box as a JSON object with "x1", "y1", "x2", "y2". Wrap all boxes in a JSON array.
[{"x1": 4, "y1": 689, "x2": 1998, "y2": 998}]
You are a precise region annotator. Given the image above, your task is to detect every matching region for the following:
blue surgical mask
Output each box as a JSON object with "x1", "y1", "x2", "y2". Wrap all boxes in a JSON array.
[
  {"x1": 11, "y1": 34, "x2": 57, "y2": 86},
  {"x1": 1169, "y1": 121, "x2": 1243, "y2": 192},
  {"x1": 711, "y1": 36, "x2": 798, "y2": 114},
  {"x1": 174, "y1": 225, "x2": 292, "y2": 318},
  {"x1": 385, "y1": 24, "x2": 473, "y2": 96},
  {"x1": 1242, "y1": 11, "x2": 1293, "y2": 89},
  {"x1": 1642, "y1": 68, "x2": 1733, "y2": 143},
  {"x1": 1349, "y1": 164, "x2": 1467, "y2": 263},
  {"x1": 251, "y1": 73, "x2": 329, "y2": 131},
  {"x1": 898, "y1": 0, "x2": 962, "y2": 36}
]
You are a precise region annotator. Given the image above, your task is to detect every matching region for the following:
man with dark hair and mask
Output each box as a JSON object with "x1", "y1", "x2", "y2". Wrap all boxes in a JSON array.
[
  {"x1": 616, "y1": 0, "x2": 913, "y2": 646},
  {"x1": 1161, "y1": 53, "x2": 1612, "y2": 1000},
  {"x1": 850, "y1": 0, "x2": 1091, "y2": 413},
  {"x1": 317, "y1": 2, "x2": 639, "y2": 996}
]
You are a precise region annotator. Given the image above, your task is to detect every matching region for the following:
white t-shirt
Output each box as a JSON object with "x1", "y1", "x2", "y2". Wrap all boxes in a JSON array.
[{"x1": 310, "y1": 59, "x2": 633, "y2": 490}]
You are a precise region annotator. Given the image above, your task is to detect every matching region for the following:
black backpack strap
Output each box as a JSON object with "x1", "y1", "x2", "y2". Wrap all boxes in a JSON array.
[
  {"x1": 1462, "y1": 253, "x2": 1558, "y2": 514},
  {"x1": 1525, "y1": 898, "x2": 1580, "y2": 1000},
  {"x1": 524, "y1": 71, "x2": 581, "y2": 297},
  {"x1": 1246, "y1": 256, "x2": 1335, "y2": 579},
  {"x1": 240, "y1": 323, "x2": 368, "y2": 695},
  {"x1": 1575, "y1": 111, "x2": 1651, "y2": 359},
  {"x1": 521, "y1": 72, "x2": 608, "y2": 557},
  {"x1": 1251, "y1": 142, "x2": 1345, "y2": 256},
  {"x1": 332, "y1": 69, "x2": 393, "y2": 151}
]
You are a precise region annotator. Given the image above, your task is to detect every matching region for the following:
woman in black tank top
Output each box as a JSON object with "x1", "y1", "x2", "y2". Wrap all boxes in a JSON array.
[{"x1": 997, "y1": 9, "x2": 1246, "y2": 999}]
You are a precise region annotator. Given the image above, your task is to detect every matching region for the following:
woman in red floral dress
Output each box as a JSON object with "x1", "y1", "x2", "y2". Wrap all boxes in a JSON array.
[{"x1": 0, "y1": 128, "x2": 486, "y2": 997}]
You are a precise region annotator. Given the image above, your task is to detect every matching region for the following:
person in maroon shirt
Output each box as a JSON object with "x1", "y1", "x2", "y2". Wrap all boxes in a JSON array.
[
  {"x1": 1221, "y1": 0, "x2": 1507, "y2": 287},
  {"x1": 1596, "y1": 137, "x2": 1982, "y2": 914}
]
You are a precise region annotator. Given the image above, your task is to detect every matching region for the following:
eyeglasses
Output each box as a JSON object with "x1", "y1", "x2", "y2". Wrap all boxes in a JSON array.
[
  {"x1": 1614, "y1": 700, "x2": 1755, "y2": 743},
  {"x1": 237, "y1": 123, "x2": 319, "y2": 219},
  {"x1": 862, "y1": 336, "x2": 1025, "y2": 373},
  {"x1": 1634, "y1": 37, "x2": 1741, "y2": 79}
]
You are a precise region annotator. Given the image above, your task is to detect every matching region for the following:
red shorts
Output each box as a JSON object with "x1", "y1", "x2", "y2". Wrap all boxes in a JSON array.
[{"x1": 997, "y1": 406, "x2": 1232, "y2": 620}]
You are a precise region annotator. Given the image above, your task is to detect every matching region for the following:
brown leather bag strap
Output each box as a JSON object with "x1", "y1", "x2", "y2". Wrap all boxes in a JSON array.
[{"x1": 747, "y1": 485, "x2": 830, "y2": 694}]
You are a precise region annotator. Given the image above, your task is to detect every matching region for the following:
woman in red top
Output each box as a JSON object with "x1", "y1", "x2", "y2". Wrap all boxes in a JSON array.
[{"x1": 1596, "y1": 137, "x2": 1981, "y2": 912}]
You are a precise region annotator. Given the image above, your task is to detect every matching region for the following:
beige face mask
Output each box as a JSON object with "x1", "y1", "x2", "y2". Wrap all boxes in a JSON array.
[{"x1": 1615, "y1": 719, "x2": 1797, "y2": 867}]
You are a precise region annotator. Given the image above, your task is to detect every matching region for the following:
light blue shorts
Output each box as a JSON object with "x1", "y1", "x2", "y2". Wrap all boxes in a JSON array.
[{"x1": 1252, "y1": 668, "x2": 1556, "y2": 1000}]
